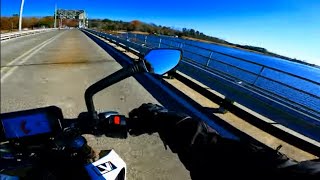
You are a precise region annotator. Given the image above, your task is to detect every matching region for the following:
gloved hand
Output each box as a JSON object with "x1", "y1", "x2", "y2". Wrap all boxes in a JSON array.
[
  {"x1": 128, "y1": 103, "x2": 168, "y2": 136},
  {"x1": 128, "y1": 103, "x2": 220, "y2": 154}
]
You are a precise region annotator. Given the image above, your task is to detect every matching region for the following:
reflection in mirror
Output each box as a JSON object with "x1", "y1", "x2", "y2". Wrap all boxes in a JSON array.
[{"x1": 143, "y1": 49, "x2": 182, "y2": 75}]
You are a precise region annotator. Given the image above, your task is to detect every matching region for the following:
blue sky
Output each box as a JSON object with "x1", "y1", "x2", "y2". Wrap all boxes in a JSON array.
[{"x1": 1, "y1": 0, "x2": 319, "y2": 65}]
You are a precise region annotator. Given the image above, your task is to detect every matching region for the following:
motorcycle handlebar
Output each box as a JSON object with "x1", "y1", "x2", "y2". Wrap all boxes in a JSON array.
[{"x1": 63, "y1": 112, "x2": 129, "y2": 139}]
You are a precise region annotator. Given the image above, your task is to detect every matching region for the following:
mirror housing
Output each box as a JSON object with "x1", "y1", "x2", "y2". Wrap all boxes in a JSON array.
[
  {"x1": 143, "y1": 48, "x2": 182, "y2": 75},
  {"x1": 85, "y1": 48, "x2": 182, "y2": 120}
]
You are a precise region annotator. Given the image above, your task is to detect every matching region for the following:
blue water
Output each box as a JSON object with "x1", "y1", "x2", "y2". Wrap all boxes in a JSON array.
[{"x1": 121, "y1": 32, "x2": 320, "y2": 114}]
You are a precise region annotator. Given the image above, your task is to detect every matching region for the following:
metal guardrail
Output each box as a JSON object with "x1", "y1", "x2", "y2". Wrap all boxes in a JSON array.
[
  {"x1": 125, "y1": 34, "x2": 320, "y2": 113},
  {"x1": 84, "y1": 29, "x2": 320, "y2": 142},
  {"x1": 0, "y1": 28, "x2": 57, "y2": 42},
  {"x1": 88, "y1": 29, "x2": 320, "y2": 118}
]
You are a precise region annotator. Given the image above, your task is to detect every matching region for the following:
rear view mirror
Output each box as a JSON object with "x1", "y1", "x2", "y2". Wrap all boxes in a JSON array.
[{"x1": 143, "y1": 49, "x2": 182, "y2": 75}]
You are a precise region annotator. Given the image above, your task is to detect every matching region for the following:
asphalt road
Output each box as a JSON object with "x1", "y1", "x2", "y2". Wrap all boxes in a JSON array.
[{"x1": 1, "y1": 29, "x2": 190, "y2": 179}]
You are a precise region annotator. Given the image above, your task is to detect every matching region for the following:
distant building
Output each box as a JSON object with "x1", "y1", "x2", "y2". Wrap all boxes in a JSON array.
[{"x1": 56, "y1": 9, "x2": 88, "y2": 28}]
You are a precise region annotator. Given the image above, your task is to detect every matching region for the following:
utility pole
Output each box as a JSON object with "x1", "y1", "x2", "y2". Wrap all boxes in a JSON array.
[
  {"x1": 18, "y1": 0, "x2": 25, "y2": 31},
  {"x1": 54, "y1": 4, "x2": 57, "y2": 28}
]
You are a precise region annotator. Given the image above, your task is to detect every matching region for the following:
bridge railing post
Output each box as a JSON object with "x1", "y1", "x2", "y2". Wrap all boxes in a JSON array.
[
  {"x1": 206, "y1": 52, "x2": 213, "y2": 67},
  {"x1": 158, "y1": 38, "x2": 162, "y2": 48},
  {"x1": 253, "y1": 66, "x2": 265, "y2": 86},
  {"x1": 144, "y1": 36, "x2": 147, "y2": 46}
]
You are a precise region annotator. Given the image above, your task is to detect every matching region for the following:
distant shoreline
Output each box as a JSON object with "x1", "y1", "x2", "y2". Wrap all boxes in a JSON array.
[
  {"x1": 181, "y1": 36, "x2": 267, "y2": 54},
  {"x1": 178, "y1": 36, "x2": 320, "y2": 69}
]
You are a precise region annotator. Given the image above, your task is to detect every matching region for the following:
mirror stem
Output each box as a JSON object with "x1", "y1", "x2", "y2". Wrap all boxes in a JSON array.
[{"x1": 85, "y1": 61, "x2": 147, "y2": 120}]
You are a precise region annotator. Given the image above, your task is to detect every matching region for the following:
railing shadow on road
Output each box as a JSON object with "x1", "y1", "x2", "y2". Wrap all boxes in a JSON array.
[{"x1": 203, "y1": 107, "x2": 227, "y2": 114}]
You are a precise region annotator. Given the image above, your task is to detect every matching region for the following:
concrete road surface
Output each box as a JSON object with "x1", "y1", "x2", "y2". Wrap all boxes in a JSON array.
[{"x1": 1, "y1": 29, "x2": 190, "y2": 179}]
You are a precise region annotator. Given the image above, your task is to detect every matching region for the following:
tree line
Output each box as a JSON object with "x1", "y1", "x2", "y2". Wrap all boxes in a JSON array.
[
  {"x1": 89, "y1": 19, "x2": 271, "y2": 49},
  {"x1": 89, "y1": 19, "x2": 230, "y2": 44},
  {"x1": 1, "y1": 16, "x2": 79, "y2": 31},
  {"x1": 88, "y1": 19, "x2": 278, "y2": 55},
  {"x1": 89, "y1": 19, "x2": 275, "y2": 54}
]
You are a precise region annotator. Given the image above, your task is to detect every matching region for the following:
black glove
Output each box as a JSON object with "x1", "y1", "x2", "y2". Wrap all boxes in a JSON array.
[
  {"x1": 128, "y1": 103, "x2": 168, "y2": 136},
  {"x1": 128, "y1": 103, "x2": 217, "y2": 148}
]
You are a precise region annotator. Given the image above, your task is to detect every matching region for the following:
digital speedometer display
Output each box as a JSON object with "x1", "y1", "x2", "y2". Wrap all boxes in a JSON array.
[{"x1": 1, "y1": 112, "x2": 52, "y2": 139}]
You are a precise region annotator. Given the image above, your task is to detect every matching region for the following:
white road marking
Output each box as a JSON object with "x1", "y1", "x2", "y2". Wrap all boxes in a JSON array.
[{"x1": 1, "y1": 31, "x2": 66, "y2": 83}]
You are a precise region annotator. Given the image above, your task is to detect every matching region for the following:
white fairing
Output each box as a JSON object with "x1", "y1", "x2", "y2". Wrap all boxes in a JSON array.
[{"x1": 85, "y1": 150, "x2": 126, "y2": 180}]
